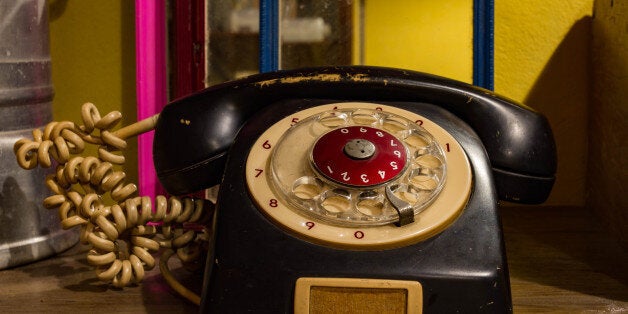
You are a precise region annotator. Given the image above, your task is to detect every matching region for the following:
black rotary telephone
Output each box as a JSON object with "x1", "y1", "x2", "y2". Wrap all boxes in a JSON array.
[{"x1": 153, "y1": 66, "x2": 556, "y2": 313}]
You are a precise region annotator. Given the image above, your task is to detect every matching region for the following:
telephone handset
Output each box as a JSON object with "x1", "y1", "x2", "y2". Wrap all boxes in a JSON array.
[
  {"x1": 154, "y1": 66, "x2": 556, "y2": 204},
  {"x1": 151, "y1": 66, "x2": 556, "y2": 312}
]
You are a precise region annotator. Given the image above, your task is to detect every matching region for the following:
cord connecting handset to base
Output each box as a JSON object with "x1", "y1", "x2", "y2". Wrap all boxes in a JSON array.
[{"x1": 13, "y1": 102, "x2": 213, "y2": 305}]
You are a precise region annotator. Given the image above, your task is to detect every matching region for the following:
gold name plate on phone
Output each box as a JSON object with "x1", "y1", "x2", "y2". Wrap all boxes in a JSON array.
[
  {"x1": 294, "y1": 277, "x2": 423, "y2": 314},
  {"x1": 246, "y1": 102, "x2": 472, "y2": 249}
]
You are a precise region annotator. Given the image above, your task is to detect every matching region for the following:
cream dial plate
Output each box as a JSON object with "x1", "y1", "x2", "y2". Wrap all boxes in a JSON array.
[{"x1": 245, "y1": 102, "x2": 472, "y2": 249}]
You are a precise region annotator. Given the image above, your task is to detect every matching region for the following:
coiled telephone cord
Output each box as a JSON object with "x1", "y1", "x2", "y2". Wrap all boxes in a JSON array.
[{"x1": 13, "y1": 103, "x2": 212, "y2": 305}]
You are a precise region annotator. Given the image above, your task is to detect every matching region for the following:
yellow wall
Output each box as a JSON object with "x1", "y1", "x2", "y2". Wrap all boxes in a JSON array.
[
  {"x1": 363, "y1": 0, "x2": 474, "y2": 83},
  {"x1": 48, "y1": 0, "x2": 137, "y2": 183},
  {"x1": 364, "y1": 0, "x2": 594, "y2": 206},
  {"x1": 494, "y1": 1, "x2": 593, "y2": 205}
]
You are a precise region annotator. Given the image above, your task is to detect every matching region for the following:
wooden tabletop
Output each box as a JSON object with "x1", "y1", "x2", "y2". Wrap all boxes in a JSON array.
[{"x1": 1, "y1": 206, "x2": 627, "y2": 313}]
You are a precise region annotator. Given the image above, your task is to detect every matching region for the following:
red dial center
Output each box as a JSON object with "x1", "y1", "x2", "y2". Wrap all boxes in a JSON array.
[{"x1": 310, "y1": 126, "x2": 408, "y2": 187}]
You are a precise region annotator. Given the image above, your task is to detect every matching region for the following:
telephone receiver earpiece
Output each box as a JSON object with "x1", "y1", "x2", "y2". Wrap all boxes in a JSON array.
[{"x1": 153, "y1": 66, "x2": 556, "y2": 204}]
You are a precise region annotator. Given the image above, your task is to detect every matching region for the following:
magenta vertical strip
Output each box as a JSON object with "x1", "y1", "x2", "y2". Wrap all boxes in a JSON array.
[{"x1": 135, "y1": 0, "x2": 167, "y2": 200}]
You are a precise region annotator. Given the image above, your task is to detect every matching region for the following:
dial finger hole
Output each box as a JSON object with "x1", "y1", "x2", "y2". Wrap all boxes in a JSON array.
[
  {"x1": 382, "y1": 117, "x2": 408, "y2": 134},
  {"x1": 395, "y1": 191, "x2": 418, "y2": 205},
  {"x1": 390, "y1": 184, "x2": 419, "y2": 205},
  {"x1": 404, "y1": 132, "x2": 429, "y2": 150},
  {"x1": 351, "y1": 109, "x2": 380, "y2": 125},
  {"x1": 356, "y1": 191, "x2": 385, "y2": 216},
  {"x1": 415, "y1": 154, "x2": 443, "y2": 169},
  {"x1": 317, "y1": 112, "x2": 348, "y2": 128},
  {"x1": 409, "y1": 171, "x2": 439, "y2": 191},
  {"x1": 292, "y1": 176, "x2": 324, "y2": 200},
  {"x1": 320, "y1": 189, "x2": 351, "y2": 214},
  {"x1": 357, "y1": 199, "x2": 384, "y2": 216}
]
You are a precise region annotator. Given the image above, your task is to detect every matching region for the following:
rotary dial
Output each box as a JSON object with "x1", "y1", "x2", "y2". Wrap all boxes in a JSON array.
[
  {"x1": 245, "y1": 103, "x2": 472, "y2": 249},
  {"x1": 270, "y1": 107, "x2": 447, "y2": 227}
]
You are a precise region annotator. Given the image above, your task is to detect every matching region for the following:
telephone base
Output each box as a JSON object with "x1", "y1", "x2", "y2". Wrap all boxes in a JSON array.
[{"x1": 200, "y1": 100, "x2": 512, "y2": 313}]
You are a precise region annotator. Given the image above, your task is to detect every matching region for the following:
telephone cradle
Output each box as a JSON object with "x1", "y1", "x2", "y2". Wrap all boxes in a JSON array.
[{"x1": 151, "y1": 66, "x2": 556, "y2": 313}]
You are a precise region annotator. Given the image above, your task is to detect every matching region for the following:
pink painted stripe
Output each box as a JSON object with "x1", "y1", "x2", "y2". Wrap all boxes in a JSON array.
[{"x1": 135, "y1": 0, "x2": 167, "y2": 199}]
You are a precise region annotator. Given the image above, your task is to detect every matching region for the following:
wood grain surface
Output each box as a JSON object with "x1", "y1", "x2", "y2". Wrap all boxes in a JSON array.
[{"x1": 0, "y1": 206, "x2": 626, "y2": 313}]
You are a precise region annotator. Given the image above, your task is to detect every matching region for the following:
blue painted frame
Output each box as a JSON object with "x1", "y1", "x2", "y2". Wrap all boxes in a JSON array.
[
  {"x1": 473, "y1": 0, "x2": 494, "y2": 90},
  {"x1": 259, "y1": 0, "x2": 279, "y2": 72},
  {"x1": 259, "y1": 0, "x2": 494, "y2": 90}
]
